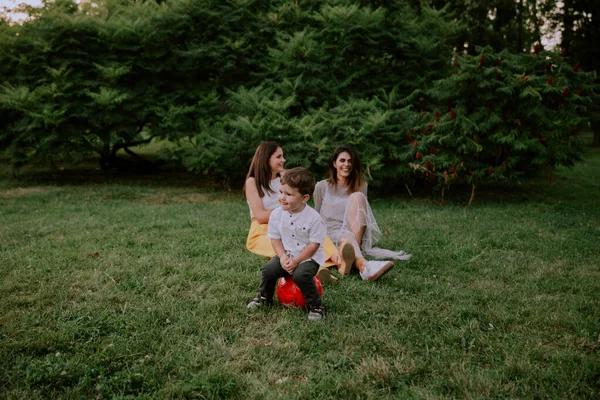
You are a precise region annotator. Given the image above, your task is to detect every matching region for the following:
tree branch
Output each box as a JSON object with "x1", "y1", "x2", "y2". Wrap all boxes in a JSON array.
[{"x1": 113, "y1": 135, "x2": 157, "y2": 153}]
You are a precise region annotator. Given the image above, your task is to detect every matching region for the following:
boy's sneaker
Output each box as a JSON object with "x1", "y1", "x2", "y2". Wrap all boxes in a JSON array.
[
  {"x1": 360, "y1": 261, "x2": 394, "y2": 281},
  {"x1": 308, "y1": 305, "x2": 325, "y2": 321},
  {"x1": 247, "y1": 295, "x2": 270, "y2": 310}
]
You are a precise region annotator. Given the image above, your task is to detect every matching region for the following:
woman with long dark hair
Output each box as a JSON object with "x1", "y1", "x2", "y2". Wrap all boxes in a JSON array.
[
  {"x1": 314, "y1": 144, "x2": 411, "y2": 281},
  {"x1": 244, "y1": 142, "x2": 340, "y2": 283}
]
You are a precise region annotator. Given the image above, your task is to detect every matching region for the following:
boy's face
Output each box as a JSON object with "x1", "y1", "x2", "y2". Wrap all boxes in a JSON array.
[{"x1": 278, "y1": 183, "x2": 309, "y2": 214}]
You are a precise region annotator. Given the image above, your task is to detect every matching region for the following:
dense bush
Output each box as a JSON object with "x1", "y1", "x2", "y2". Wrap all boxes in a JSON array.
[
  {"x1": 0, "y1": 0, "x2": 597, "y2": 196},
  {"x1": 172, "y1": 44, "x2": 599, "y2": 196},
  {"x1": 407, "y1": 46, "x2": 599, "y2": 200},
  {"x1": 0, "y1": 0, "x2": 274, "y2": 170}
]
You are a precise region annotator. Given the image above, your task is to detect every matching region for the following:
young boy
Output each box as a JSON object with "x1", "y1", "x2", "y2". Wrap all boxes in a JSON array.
[{"x1": 247, "y1": 167, "x2": 327, "y2": 321}]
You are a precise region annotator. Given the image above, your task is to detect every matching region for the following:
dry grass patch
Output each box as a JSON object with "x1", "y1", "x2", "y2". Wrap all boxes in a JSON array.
[{"x1": 0, "y1": 187, "x2": 54, "y2": 197}]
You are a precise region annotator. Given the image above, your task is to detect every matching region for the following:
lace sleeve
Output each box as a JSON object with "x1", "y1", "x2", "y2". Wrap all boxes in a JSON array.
[{"x1": 313, "y1": 180, "x2": 326, "y2": 213}]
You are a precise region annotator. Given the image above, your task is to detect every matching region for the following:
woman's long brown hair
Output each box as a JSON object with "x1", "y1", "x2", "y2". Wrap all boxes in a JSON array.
[
  {"x1": 244, "y1": 141, "x2": 281, "y2": 198},
  {"x1": 327, "y1": 144, "x2": 365, "y2": 195}
]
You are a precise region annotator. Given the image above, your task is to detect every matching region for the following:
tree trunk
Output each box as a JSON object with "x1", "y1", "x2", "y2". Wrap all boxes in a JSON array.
[
  {"x1": 561, "y1": 0, "x2": 574, "y2": 53},
  {"x1": 517, "y1": 0, "x2": 524, "y2": 52},
  {"x1": 532, "y1": 0, "x2": 542, "y2": 46},
  {"x1": 593, "y1": 119, "x2": 600, "y2": 146}
]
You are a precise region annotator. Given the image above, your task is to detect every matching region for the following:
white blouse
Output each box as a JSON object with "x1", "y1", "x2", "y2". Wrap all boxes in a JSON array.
[{"x1": 248, "y1": 177, "x2": 280, "y2": 216}]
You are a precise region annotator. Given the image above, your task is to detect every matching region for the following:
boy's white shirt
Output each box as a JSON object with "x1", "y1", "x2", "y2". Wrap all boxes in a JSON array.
[{"x1": 267, "y1": 205, "x2": 327, "y2": 266}]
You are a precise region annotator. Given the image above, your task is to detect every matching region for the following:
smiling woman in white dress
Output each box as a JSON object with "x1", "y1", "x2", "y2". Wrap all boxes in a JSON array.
[{"x1": 314, "y1": 144, "x2": 412, "y2": 281}]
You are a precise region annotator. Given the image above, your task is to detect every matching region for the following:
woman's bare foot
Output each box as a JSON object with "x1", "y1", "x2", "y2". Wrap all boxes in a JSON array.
[{"x1": 354, "y1": 255, "x2": 368, "y2": 273}]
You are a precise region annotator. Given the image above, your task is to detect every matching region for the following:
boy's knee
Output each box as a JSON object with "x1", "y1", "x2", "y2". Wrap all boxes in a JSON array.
[
  {"x1": 262, "y1": 256, "x2": 281, "y2": 274},
  {"x1": 293, "y1": 264, "x2": 316, "y2": 282}
]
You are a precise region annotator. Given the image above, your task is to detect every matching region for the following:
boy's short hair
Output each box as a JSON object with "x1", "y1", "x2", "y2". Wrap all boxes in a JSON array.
[{"x1": 280, "y1": 167, "x2": 315, "y2": 196}]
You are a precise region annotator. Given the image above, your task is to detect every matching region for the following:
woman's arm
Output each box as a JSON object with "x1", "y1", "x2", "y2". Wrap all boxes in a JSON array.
[
  {"x1": 313, "y1": 180, "x2": 324, "y2": 213},
  {"x1": 245, "y1": 177, "x2": 273, "y2": 224}
]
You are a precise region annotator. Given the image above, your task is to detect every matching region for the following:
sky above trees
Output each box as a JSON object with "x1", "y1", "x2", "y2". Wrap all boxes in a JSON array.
[{"x1": 1, "y1": 0, "x2": 42, "y2": 22}]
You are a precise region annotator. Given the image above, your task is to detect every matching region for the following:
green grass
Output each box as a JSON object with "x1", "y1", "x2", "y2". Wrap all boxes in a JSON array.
[{"x1": 1, "y1": 148, "x2": 599, "y2": 399}]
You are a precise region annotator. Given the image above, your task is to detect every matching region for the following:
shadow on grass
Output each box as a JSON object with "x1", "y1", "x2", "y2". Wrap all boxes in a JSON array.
[
  {"x1": 2, "y1": 146, "x2": 599, "y2": 207},
  {"x1": 372, "y1": 145, "x2": 600, "y2": 207},
  {"x1": 0, "y1": 158, "x2": 212, "y2": 189}
]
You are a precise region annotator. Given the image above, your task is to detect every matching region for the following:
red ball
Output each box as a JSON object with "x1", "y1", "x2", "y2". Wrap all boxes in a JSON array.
[{"x1": 276, "y1": 276, "x2": 323, "y2": 308}]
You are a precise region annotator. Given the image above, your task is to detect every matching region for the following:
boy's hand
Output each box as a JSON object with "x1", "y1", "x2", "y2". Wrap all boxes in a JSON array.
[
  {"x1": 279, "y1": 254, "x2": 290, "y2": 268},
  {"x1": 282, "y1": 258, "x2": 298, "y2": 274}
]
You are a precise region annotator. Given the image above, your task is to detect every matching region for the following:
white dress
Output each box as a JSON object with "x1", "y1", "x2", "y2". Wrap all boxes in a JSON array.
[{"x1": 313, "y1": 180, "x2": 411, "y2": 260}]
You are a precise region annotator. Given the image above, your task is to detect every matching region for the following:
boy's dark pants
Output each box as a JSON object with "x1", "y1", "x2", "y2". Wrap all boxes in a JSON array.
[{"x1": 258, "y1": 256, "x2": 321, "y2": 308}]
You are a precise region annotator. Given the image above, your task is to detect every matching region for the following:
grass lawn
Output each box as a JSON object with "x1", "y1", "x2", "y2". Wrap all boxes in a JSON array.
[{"x1": 1, "y1": 148, "x2": 599, "y2": 399}]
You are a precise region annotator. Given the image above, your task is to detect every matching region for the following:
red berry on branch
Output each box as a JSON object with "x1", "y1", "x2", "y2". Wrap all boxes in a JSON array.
[
  {"x1": 412, "y1": 140, "x2": 418, "y2": 147},
  {"x1": 415, "y1": 152, "x2": 422, "y2": 161},
  {"x1": 534, "y1": 43, "x2": 541, "y2": 54},
  {"x1": 488, "y1": 166, "x2": 494, "y2": 175},
  {"x1": 577, "y1": 85, "x2": 584, "y2": 95},
  {"x1": 430, "y1": 146, "x2": 436, "y2": 154},
  {"x1": 539, "y1": 137, "x2": 547, "y2": 143},
  {"x1": 449, "y1": 165, "x2": 455, "y2": 173},
  {"x1": 547, "y1": 76, "x2": 553, "y2": 85},
  {"x1": 479, "y1": 54, "x2": 485, "y2": 67},
  {"x1": 450, "y1": 109, "x2": 456, "y2": 120},
  {"x1": 496, "y1": 72, "x2": 503, "y2": 80},
  {"x1": 573, "y1": 61, "x2": 580, "y2": 72},
  {"x1": 493, "y1": 58, "x2": 501, "y2": 67},
  {"x1": 468, "y1": 169, "x2": 473, "y2": 175},
  {"x1": 406, "y1": 133, "x2": 412, "y2": 142},
  {"x1": 560, "y1": 48, "x2": 567, "y2": 57},
  {"x1": 434, "y1": 110, "x2": 440, "y2": 121},
  {"x1": 427, "y1": 124, "x2": 433, "y2": 132},
  {"x1": 562, "y1": 87, "x2": 569, "y2": 98},
  {"x1": 423, "y1": 162, "x2": 429, "y2": 170}
]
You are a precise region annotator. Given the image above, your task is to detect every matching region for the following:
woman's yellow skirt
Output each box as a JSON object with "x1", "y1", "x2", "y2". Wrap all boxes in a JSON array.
[{"x1": 246, "y1": 219, "x2": 338, "y2": 267}]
